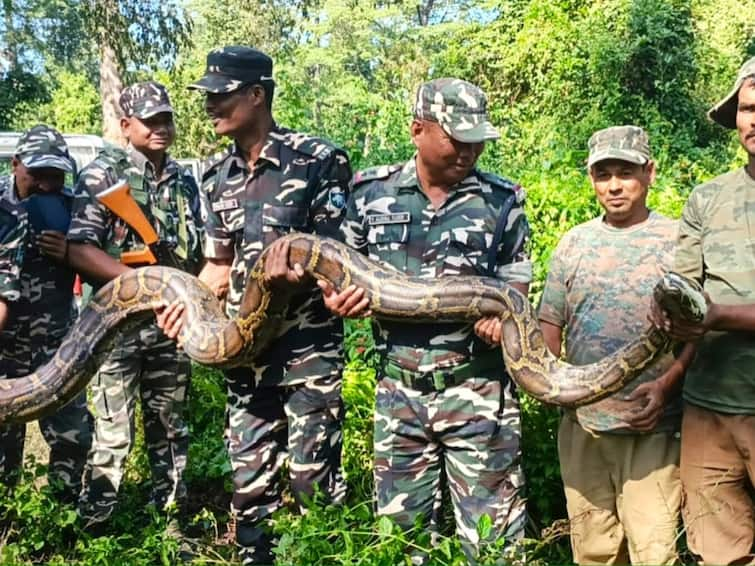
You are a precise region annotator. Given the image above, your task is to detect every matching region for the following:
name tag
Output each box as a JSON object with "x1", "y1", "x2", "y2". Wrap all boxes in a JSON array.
[
  {"x1": 211, "y1": 198, "x2": 239, "y2": 212},
  {"x1": 367, "y1": 212, "x2": 410, "y2": 225}
]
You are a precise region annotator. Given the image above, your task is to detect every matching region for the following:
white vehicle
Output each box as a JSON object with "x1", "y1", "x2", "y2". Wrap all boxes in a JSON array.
[{"x1": 0, "y1": 132, "x2": 202, "y2": 181}]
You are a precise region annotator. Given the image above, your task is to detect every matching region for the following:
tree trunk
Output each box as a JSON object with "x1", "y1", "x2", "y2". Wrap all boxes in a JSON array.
[
  {"x1": 99, "y1": 36, "x2": 124, "y2": 144},
  {"x1": 2, "y1": 0, "x2": 17, "y2": 70}
]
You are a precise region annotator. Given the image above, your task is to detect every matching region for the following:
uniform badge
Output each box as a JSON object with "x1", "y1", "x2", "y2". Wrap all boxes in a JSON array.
[
  {"x1": 211, "y1": 198, "x2": 239, "y2": 212},
  {"x1": 329, "y1": 189, "x2": 346, "y2": 210},
  {"x1": 367, "y1": 212, "x2": 411, "y2": 225},
  {"x1": 513, "y1": 184, "x2": 526, "y2": 204}
]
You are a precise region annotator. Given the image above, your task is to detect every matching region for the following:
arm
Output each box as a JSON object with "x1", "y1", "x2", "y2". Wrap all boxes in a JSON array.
[
  {"x1": 475, "y1": 199, "x2": 533, "y2": 345},
  {"x1": 0, "y1": 299, "x2": 8, "y2": 332},
  {"x1": 540, "y1": 320, "x2": 563, "y2": 358},
  {"x1": 67, "y1": 241, "x2": 130, "y2": 283},
  {"x1": 0, "y1": 206, "x2": 26, "y2": 329},
  {"x1": 625, "y1": 342, "x2": 696, "y2": 431}
]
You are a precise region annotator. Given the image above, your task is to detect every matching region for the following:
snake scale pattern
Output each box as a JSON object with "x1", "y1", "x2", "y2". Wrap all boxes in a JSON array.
[{"x1": 0, "y1": 233, "x2": 706, "y2": 423}]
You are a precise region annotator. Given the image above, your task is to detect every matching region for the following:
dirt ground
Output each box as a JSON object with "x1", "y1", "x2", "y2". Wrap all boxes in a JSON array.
[{"x1": 24, "y1": 423, "x2": 50, "y2": 485}]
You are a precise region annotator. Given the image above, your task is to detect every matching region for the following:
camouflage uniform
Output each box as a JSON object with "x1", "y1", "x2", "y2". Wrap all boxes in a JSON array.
[
  {"x1": 189, "y1": 47, "x2": 352, "y2": 564},
  {"x1": 673, "y1": 57, "x2": 755, "y2": 565},
  {"x1": 340, "y1": 79, "x2": 531, "y2": 564},
  {"x1": 539, "y1": 126, "x2": 683, "y2": 565},
  {"x1": 0, "y1": 125, "x2": 92, "y2": 502},
  {"x1": 69, "y1": 83, "x2": 203, "y2": 523}
]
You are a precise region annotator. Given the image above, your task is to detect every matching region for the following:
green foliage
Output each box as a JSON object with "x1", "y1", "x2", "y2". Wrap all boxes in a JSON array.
[{"x1": 2, "y1": 0, "x2": 754, "y2": 563}]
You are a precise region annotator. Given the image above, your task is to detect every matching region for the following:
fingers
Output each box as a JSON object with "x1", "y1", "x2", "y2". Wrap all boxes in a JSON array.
[
  {"x1": 319, "y1": 282, "x2": 371, "y2": 318},
  {"x1": 474, "y1": 316, "x2": 501, "y2": 346},
  {"x1": 155, "y1": 301, "x2": 186, "y2": 340}
]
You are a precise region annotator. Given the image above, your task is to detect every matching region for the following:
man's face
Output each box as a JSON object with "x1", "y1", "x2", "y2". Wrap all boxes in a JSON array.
[
  {"x1": 204, "y1": 85, "x2": 260, "y2": 137},
  {"x1": 122, "y1": 112, "x2": 176, "y2": 153},
  {"x1": 589, "y1": 159, "x2": 654, "y2": 222},
  {"x1": 736, "y1": 80, "x2": 755, "y2": 157},
  {"x1": 11, "y1": 159, "x2": 65, "y2": 199},
  {"x1": 411, "y1": 120, "x2": 484, "y2": 186}
]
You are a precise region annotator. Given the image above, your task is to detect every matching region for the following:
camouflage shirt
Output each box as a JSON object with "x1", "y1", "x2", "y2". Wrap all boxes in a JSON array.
[
  {"x1": 340, "y1": 157, "x2": 532, "y2": 373},
  {"x1": 0, "y1": 182, "x2": 26, "y2": 304},
  {"x1": 539, "y1": 212, "x2": 681, "y2": 433},
  {"x1": 675, "y1": 167, "x2": 755, "y2": 414},
  {"x1": 0, "y1": 176, "x2": 76, "y2": 371},
  {"x1": 201, "y1": 125, "x2": 352, "y2": 385},
  {"x1": 68, "y1": 144, "x2": 203, "y2": 284}
]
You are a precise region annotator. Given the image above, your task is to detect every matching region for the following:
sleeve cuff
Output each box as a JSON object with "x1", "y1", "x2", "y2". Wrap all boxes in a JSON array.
[
  {"x1": 496, "y1": 260, "x2": 533, "y2": 284},
  {"x1": 204, "y1": 235, "x2": 234, "y2": 259}
]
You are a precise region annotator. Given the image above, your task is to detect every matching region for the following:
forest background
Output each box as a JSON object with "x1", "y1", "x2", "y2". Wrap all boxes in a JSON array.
[{"x1": 0, "y1": 0, "x2": 753, "y2": 564}]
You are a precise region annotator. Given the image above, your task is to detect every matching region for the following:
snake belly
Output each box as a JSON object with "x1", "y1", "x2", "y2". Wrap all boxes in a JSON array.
[{"x1": 0, "y1": 233, "x2": 702, "y2": 423}]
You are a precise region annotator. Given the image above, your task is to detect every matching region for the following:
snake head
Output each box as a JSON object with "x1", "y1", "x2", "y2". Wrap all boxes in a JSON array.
[{"x1": 653, "y1": 272, "x2": 707, "y2": 324}]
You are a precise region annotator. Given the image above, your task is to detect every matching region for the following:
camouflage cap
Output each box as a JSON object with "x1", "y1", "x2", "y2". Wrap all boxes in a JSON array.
[
  {"x1": 708, "y1": 56, "x2": 755, "y2": 129},
  {"x1": 14, "y1": 124, "x2": 74, "y2": 172},
  {"x1": 587, "y1": 125, "x2": 650, "y2": 168},
  {"x1": 413, "y1": 78, "x2": 500, "y2": 143},
  {"x1": 119, "y1": 81, "x2": 174, "y2": 119},
  {"x1": 188, "y1": 46, "x2": 273, "y2": 94}
]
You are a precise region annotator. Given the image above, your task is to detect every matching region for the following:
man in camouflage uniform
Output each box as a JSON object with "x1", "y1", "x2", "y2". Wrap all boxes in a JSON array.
[
  {"x1": 66, "y1": 82, "x2": 203, "y2": 525},
  {"x1": 0, "y1": 125, "x2": 92, "y2": 503},
  {"x1": 321, "y1": 78, "x2": 530, "y2": 564},
  {"x1": 538, "y1": 126, "x2": 695, "y2": 565},
  {"x1": 653, "y1": 56, "x2": 755, "y2": 565},
  {"x1": 164, "y1": 46, "x2": 351, "y2": 564}
]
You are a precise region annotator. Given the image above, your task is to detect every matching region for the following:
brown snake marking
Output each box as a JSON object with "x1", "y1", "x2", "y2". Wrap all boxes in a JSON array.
[{"x1": 0, "y1": 233, "x2": 691, "y2": 423}]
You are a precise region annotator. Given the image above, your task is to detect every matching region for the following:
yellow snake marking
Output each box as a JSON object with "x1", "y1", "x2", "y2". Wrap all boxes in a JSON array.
[{"x1": 0, "y1": 233, "x2": 706, "y2": 423}]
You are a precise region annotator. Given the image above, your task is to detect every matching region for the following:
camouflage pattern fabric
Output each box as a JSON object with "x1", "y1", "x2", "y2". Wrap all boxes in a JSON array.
[
  {"x1": 0, "y1": 191, "x2": 26, "y2": 303},
  {"x1": 341, "y1": 158, "x2": 531, "y2": 372},
  {"x1": 0, "y1": 176, "x2": 92, "y2": 502},
  {"x1": 188, "y1": 46, "x2": 274, "y2": 94},
  {"x1": 413, "y1": 78, "x2": 500, "y2": 143},
  {"x1": 201, "y1": 126, "x2": 350, "y2": 386},
  {"x1": 119, "y1": 81, "x2": 173, "y2": 119},
  {"x1": 226, "y1": 372, "x2": 344, "y2": 564},
  {"x1": 77, "y1": 319, "x2": 190, "y2": 522},
  {"x1": 69, "y1": 145, "x2": 201, "y2": 523},
  {"x1": 675, "y1": 167, "x2": 755, "y2": 414},
  {"x1": 340, "y1": 157, "x2": 530, "y2": 563},
  {"x1": 200, "y1": 125, "x2": 351, "y2": 563},
  {"x1": 14, "y1": 124, "x2": 75, "y2": 172},
  {"x1": 68, "y1": 144, "x2": 203, "y2": 278},
  {"x1": 375, "y1": 375, "x2": 525, "y2": 564},
  {"x1": 538, "y1": 211, "x2": 681, "y2": 432},
  {"x1": 587, "y1": 125, "x2": 651, "y2": 168}
]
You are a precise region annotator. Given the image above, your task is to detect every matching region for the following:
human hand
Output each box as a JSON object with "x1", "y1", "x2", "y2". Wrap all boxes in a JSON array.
[
  {"x1": 37, "y1": 230, "x2": 68, "y2": 262},
  {"x1": 154, "y1": 300, "x2": 186, "y2": 345},
  {"x1": 263, "y1": 239, "x2": 309, "y2": 290},
  {"x1": 318, "y1": 280, "x2": 372, "y2": 318},
  {"x1": 474, "y1": 315, "x2": 502, "y2": 346}
]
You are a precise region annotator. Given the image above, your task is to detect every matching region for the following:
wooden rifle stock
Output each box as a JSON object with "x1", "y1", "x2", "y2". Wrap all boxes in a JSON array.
[{"x1": 97, "y1": 180, "x2": 158, "y2": 265}]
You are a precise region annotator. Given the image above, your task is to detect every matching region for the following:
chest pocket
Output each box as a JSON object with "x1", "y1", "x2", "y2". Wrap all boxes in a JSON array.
[
  {"x1": 260, "y1": 204, "x2": 309, "y2": 247},
  {"x1": 367, "y1": 222, "x2": 410, "y2": 272},
  {"x1": 443, "y1": 230, "x2": 489, "y2": 276}
]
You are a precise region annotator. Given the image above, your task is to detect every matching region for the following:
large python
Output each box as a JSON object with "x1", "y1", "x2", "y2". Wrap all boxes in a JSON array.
[{"x1": 0, "y1": 233, "x2": 706, "y2": 423}]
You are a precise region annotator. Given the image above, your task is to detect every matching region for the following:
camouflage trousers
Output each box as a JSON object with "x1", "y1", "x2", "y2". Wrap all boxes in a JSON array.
[
  {"x1": 78, "y1": 320, "x2": 190, "y2": 523},
  {"x1": 225, "y1": 369, "x2": 345, "y2": 564},
  {"x1": 0, "y1": 346, "x2": 93, "y2": 503},
  {"x1": 374, "y1": 373, "x2": 526, "y2": 565}
]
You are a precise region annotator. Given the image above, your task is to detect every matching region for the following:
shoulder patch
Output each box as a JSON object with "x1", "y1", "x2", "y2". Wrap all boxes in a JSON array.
[
  {"x1": 201, "y1": 145, "x2": 234, "y2": 178},
  {"x1": 353, "y1": 164, "x2": 402, "y2": 186},
  {"x1": 479, "y1": 171, "x2": 526, "y2": 203},
  {"x1": 282, "y1": 131, "x2": 338, "y2": 160}
]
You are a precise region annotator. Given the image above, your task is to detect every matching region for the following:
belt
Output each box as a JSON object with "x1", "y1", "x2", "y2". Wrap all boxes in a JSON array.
[{"x1": 383, "y1": 353, "x2": 504, "y2": 394}]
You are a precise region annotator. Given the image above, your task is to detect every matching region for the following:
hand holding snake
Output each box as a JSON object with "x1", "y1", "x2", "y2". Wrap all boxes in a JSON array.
[{"x1": 0, "y1": 233, "x2": 706, "y2": 423}]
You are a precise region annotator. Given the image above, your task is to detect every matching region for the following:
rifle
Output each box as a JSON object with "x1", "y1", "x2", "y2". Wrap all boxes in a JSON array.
[{"x1": 97, "y1": 180, "x2": 186, "y2": 269}]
